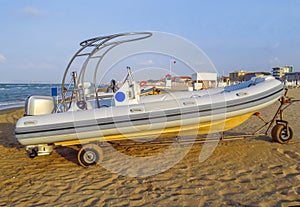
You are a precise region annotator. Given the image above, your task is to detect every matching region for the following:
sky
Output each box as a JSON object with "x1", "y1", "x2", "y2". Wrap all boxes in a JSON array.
[{"x1": 0, "y1": 0, "x2": 300, "y2": 83}]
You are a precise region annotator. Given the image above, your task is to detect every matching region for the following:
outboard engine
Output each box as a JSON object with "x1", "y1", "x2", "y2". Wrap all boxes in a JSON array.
[{"x1": 25, "y1": 96, "x2": 56, "y2": 116}]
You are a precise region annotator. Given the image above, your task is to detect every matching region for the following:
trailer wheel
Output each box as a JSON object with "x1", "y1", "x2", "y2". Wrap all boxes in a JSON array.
[
  {"x1": 27, "y1": 149, "x2": 38, "y2": 158},
  {"x1": 271, "y1": 124, "x2": 294, "y2": 144},
  {"x1": 78, "y1": 144, "x2": 103, "y2": 167}
]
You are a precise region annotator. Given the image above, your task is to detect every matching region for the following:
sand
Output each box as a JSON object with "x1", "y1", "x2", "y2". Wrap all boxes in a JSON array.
[{"x1": 0, "y1": 89, "x2": 299, "y2": 206}]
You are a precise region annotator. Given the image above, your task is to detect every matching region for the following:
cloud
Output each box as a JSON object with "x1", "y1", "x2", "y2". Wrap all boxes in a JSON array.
[
  {"x1": 21, "y1": 61, "x2": 56, "y2": 71},
  {"x1": 273, "y1": 42, "x2": 280, "y2": 48},
  {"x1": 269, "y1": 56, "x2": 281, "y2": 65},
  {"x1": 19, "y1": 6, "x2": 46, "y2": 17},
  {"x1": 0, "y1": 54, "x2": 7, "y2": 63},
  {"x1": 139, "y1": 59, "x2": 154, "y2": 66}
]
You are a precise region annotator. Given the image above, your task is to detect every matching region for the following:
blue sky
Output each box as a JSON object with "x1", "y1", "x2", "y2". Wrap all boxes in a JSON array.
[{"x1": 0, "y1": 0, "x2": 299, "y2": 82}]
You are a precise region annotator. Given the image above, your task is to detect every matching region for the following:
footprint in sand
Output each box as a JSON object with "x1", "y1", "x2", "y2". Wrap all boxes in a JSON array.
[
  {"x1": 274, "y1": 149, "x2": 300, "y2": 178},
  {"x1": 282, "y1": 164, "x2": 300, "y2": 178},
  {"x1": 276, "y1": 148, "x2": 300, "y2": 160}
]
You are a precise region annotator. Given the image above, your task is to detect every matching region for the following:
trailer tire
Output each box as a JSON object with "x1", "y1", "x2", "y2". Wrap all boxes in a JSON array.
[
  {"x1": 78, "y1": 144, "x2": 103, "y2": 167},
  {"x1": 27, "y1": 148, "x2": 38, "y2": 159},
  {"x1": 271, "y1": 124, "x2": 294, "y2": 144}
]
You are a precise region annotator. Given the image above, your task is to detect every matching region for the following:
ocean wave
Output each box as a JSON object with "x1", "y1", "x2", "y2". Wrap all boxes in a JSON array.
[
  {"x1": 0, "y1": 101, "x2": 24, "y2": 110},
  {"x1": 0, "y1": 83, "x2": 63, "y2": 111},
  {"x1": 0, "y1": 100, "x2": 24, "y2": 106}
]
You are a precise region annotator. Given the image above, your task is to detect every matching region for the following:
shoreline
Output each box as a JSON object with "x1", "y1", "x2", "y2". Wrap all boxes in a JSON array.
[{"x1": 0, "y1": 106, "x2": 24, "y2": 115}]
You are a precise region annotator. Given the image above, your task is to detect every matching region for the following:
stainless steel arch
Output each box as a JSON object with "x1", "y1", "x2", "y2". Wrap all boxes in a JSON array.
[{"x1": 61, "y1": 32, "x2": 152, "y2": 111}]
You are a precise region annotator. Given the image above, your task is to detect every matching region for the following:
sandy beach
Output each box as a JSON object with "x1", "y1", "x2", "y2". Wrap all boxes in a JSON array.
[{"x1": 0, "y1": 89, "x2": 299, "y2": 206}]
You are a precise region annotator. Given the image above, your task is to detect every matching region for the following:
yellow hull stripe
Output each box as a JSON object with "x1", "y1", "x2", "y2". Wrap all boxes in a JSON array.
[{"x1": 55, "y1": 112, "x2": 255, "y2": 146}]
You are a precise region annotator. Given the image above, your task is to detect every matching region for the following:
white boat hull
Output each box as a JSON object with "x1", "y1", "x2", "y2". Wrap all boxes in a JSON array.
[{"x1": 15, "y1": 76, "x2": 284, "y2": 146}]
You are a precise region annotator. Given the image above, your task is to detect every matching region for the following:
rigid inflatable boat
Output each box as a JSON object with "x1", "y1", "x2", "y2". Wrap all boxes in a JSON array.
[
  {"x1": 14, "y1": 32, "x2": 284, "y2": 166},
  {"x1": 15, "y1": 73, "x2": 283, "y2": 150}
]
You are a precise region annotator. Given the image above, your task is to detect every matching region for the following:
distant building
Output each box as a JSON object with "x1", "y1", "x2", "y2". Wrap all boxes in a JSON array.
[
  {"x1": 229, "y1": 70, "x2": 247, "y2": 82},
  {"x1": 173, "y1": 76, "x2": 192, "y2": 83},
  {"x1": 244, "y1": 72, "x2": 271, "y2": 81},
  {"x1": 272, "y1": 66, "x2": 293, "y2": 80},
  {"x1": 218, "y1": 76, "x2": 230, "y2": 87},
  {"x1": 192, "y1": 72, "x2": 217, "y2": 90},
  {"x1": 161, "y1": 74, "x2": 192, "y2": 90},
  {"x1": 161, "y1": 74, "x2": 190, "y2": 82},
  {"x1": 229, "y1": 70, "x2": 271, "y2": 82},
  {"x1": 283, "y1": 72, "x2": 300, "y2": 86},
  {"x1": 164, "y1": 74, "x2": 172, "y2": 88}
]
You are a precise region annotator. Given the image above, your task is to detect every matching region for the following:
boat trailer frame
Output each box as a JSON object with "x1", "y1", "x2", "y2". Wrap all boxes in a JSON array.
[{"x1": 220, "y1": 88, "x2": 295, "y2": 144}]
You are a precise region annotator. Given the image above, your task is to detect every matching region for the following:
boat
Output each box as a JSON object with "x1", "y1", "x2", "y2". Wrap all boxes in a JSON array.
[{"x1": 14, "y1": 32, "x2": 285, "y2": 166}]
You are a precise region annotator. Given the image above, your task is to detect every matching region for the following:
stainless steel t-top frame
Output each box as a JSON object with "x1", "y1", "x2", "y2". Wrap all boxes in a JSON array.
[{"x1": 60, "y1": 32, "x2": 152, "y2": 111}]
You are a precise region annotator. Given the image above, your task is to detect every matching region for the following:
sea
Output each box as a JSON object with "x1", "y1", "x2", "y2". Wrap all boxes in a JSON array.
[{"x1": 0, "y1": 83, "x2": 62, "y2": 111}]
